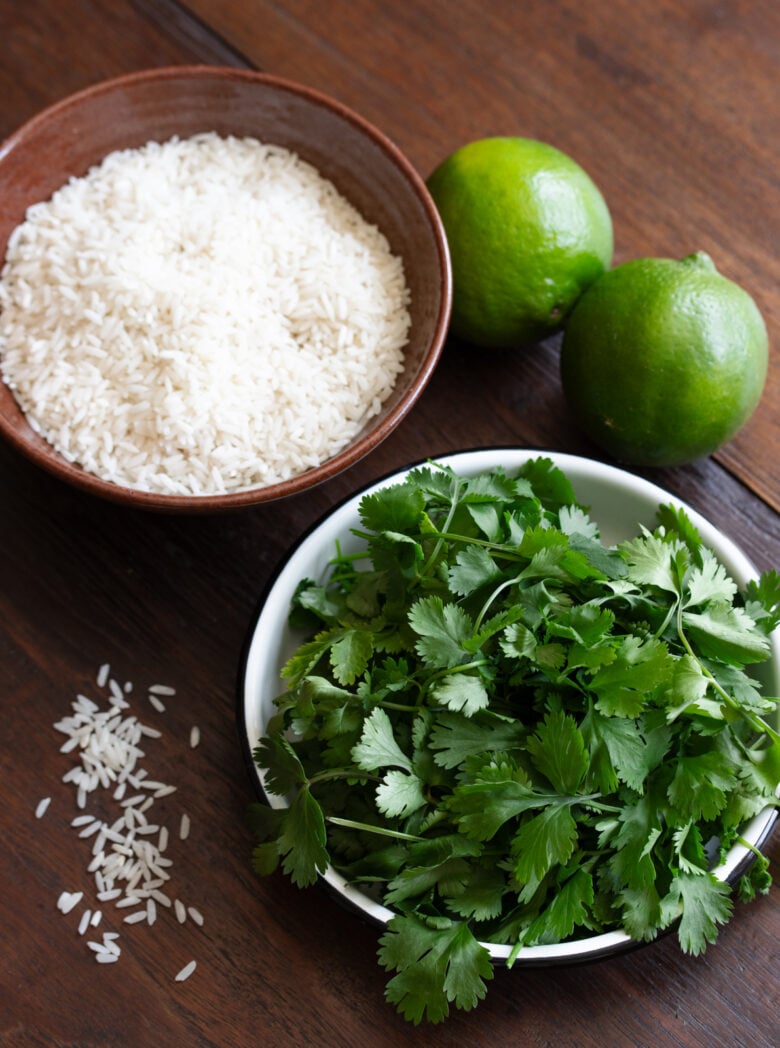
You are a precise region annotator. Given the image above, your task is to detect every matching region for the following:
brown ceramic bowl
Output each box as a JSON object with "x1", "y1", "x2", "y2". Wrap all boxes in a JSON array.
[{"x1": 0, "y1": 66, "x2": 451, "y2": 511}]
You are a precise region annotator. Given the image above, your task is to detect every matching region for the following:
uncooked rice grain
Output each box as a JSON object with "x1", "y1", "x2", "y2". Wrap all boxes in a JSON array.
[
  {"x1": 0, "y1": 133, "x2": 411, "y2": 496},
  {"x1": 52, "y1": 666, "x2": 204, "y2": 979},
  {"x1": 187, "y1": 906, "x2": 204, "y2": 927},
  {"x1": 175, "y1": 960, "x2": 197, "y2": 983}
]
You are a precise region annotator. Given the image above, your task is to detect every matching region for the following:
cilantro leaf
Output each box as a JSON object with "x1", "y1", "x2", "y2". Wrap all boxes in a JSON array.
[
  {"x1": 281, "y1": 629, "x2": 337, "y2": 685},
  {"x1": 736, "y1": 852, "x2": 772, "y2": 903},
  {"x1": 667, "y1": 753, "x2": 737, "y2": 822},
  {"x1": 517, "y1": 457, "x2": 577, "y2": 509},
  {"x1": 379, "y1": 914, "x2": 493, "y2": 1024},
  {"x1": 384, "y1": 836, "x2": 481, "y2": 905},
  {"x1": 684, "y1": 547, "x2": 738, "y2": 608},
  {"x1": 431, "y1": 672, "x2": 490, "y2": 717},
  {"x1": 444, "y1": 862, "x2": 507, "y2": 920},
  {"x1": 408, "y1": 596, "x2": 474, "y2": 669},
  {"x1": 352, "y1": 707, "x2": 412, "y2": 772},
  {"x1": 359, "y1": 481, "x2": 426, "y2": 534},
  {"x1": 330, "y1": 628, "x2": 374, "y2": 685},
  {"x1": 526, "y1": 710, "x2": 589, "y2": 794},
  {"x1": 664, "y1": 654, "x2": 721, "y2": 721},
  {"x1": 253, "y1": 735, "x2": 308, "y2": 796},
  {"x1": 376, "y1": 770, "x2": 427, "y2": 818},
  {"x1": 522, "y1": 866, "x2": 594, "y2": 945},
  {"x1": 558, "y1": 504, "x2": 600, "y2": 541},
  {"x1": 609, "y1": 793, "x2": 663, "y2": 890},
  {"x1": 447, "y1": 545, "x2": 504, "y2": 596},
  {"x1": 277, "y1": 787, "x2": 330, "y2": 888},
  {"x1": 251, "y1": 840, "x2": 281, "y2": 877},
  {"x1": 449, "y1": 776, "x2": 557, "y2": 841},
  {"x1": 682, "y1": 604, "x2": 770, "y2": 664},
  {"x1": 511, "y1": 805, "x2": 578, "y2": 884},
  {"x1": 292, "y1": 578, "x2": 345, "y2": 624},
  {"x1": 428, "y1": 711, "x2": 525, "y2": 770},
  {"x1": 589, "y1": 636, "x2": 673, "y2": 717},
  {"x1": 621, "y1": 529, "x2": 686, "y2": 594},
  {"x1": 744, "y1": 569, "x2": 780, "y2": 633},
  {"x1": 618, "y1": 883, "x2": 662, "y2": 940},
  {"x1": 581, "y1": 706, "x2": 662, "y2": 792},
  {"x1": 666, "y1": 872, "x2": 733, "y2": 955}
]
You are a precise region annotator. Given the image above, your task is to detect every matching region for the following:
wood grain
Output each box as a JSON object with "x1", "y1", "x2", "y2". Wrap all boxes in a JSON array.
[{"x1": 0, "y1": 2, "x2": 777, "y2": 1046}]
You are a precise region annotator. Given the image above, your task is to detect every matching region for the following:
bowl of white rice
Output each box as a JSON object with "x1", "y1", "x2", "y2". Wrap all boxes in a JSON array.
[{"x1": 0, "y1": 66, "x2": 451, "y2": 510}]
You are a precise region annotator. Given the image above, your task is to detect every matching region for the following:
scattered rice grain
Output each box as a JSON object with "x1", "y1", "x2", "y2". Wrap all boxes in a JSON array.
[
  {"x1": 175, "y1": 960, "x2": 197, "y2": 983},
  {"x1": 58, "y1": 891, "x2": 83, "y2": 915},
  {"x1": 187, "y1": 907, "x2": 204, "y2": 927}
]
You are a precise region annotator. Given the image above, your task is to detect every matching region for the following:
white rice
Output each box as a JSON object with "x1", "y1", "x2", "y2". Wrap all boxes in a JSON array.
[
  {"x1": 51, "y1": 667, "x2": 204, "y2": 980},
  {"x1": 175, "y1": 960, "x2": 197, "y2": 983},
  {"x1": 0, "y1": 133, "x2": 411, "y2": 495},
  {"x1": 187, "y1": 906, "x2": 204, "y2": 927}
]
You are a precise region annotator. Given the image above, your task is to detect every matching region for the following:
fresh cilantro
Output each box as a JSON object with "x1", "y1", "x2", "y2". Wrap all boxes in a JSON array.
[
  {"x1": 378, "y1": 914, "x2": 493, "y2": 1024},
  {"x1": 250, "y1": 458, "x2": 779, "y2": 1024}
]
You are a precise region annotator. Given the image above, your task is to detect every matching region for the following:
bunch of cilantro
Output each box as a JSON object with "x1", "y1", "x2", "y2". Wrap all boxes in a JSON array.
[{"x1": 250, "y1": 458, "x2": 780, "y2": 1025}]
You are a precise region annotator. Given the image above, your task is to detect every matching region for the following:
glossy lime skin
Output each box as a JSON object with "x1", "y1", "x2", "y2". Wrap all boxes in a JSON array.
[
  {"x1": 560, "y1": 253, "x2": 769, "y2": 466},
  {"x1": 426, "y1": 137, "x2": 614, "y2": 348}
]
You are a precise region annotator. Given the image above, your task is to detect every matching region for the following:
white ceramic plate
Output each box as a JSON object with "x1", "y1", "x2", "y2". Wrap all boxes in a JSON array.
[{"x1": 238, "y1": 449, "x2": 779, "y2": 965}]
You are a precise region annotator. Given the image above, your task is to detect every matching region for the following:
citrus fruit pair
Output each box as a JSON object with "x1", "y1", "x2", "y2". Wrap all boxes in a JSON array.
[{"x1": 427, "y1": 137, "x2": 768, "y2": 466}]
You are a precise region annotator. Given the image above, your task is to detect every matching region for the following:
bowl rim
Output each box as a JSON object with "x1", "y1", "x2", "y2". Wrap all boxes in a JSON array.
[
  {"x1": 237, "y1": 446, "x2": 779, "y2": 966},
  {"x1": 0, "y1": 65, "x2": 452, "y2": 512}
]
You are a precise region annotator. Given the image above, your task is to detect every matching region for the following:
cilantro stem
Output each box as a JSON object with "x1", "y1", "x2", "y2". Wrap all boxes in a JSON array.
[
  {"x1": 308, "y1": 768, "x2": 382, "y2": 786},
  {"x1": 427, "y1": 528, "x2": 525, "y2": 561},
  {"x1": 675, "y1": 603, "x2": 780, "y2": 746},
  {"x1": 420, "y1": 659, "x2": 490, "y2": 699},
  {"x1": 474, "y1": 576, "x2": 520, "y2": 632},
  {"x1": 420, "y1": 480, "x2": 465, "y2": 577},
  {"x1": 653, "y1": 599, "x2": 679, "y2": 640},
  {"x1": 326, "y1": 815, "x2": 425, "y2": 841}
]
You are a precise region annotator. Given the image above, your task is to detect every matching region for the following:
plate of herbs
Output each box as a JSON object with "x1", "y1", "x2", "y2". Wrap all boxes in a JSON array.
[{"x1": 238, "y1": 449, "x2": 779, "y2": 1025}]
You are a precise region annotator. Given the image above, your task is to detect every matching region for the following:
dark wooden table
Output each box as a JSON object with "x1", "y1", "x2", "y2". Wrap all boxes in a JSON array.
[{"x1": 1, "y1": 3, "x2": 777, "y2": 1045}]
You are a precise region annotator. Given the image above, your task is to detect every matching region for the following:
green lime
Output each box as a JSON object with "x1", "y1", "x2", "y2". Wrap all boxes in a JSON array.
[
  {"x1": 560, "y1": 252, "x2": 769, "y2": 466},
  {"x1": 426, "y1": 136, "x2": 613, "y2": 348}
]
